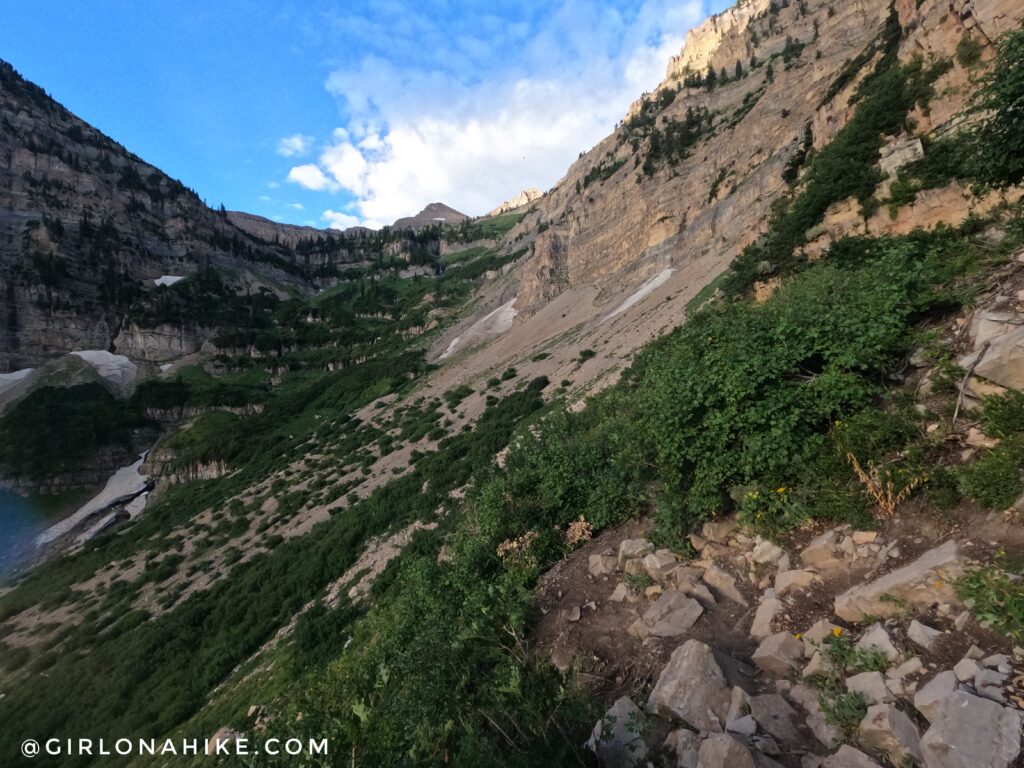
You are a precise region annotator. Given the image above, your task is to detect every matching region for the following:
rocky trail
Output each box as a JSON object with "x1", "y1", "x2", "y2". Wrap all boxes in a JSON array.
[{"x1": 534, "y1": 512, "x2": 1024, "y2": 768}]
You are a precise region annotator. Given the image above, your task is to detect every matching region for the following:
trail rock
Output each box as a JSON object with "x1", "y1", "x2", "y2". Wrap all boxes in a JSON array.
[
  {"x1": 703, "y1": 564, "x2": 749, "y2": 606},
  {"x1": 643, "y1": 549, "x2": 679, "y2": 581},
  {"x1": 609, "y1": 582, "x2": 631, "y2": 602},
  {"x1": 953, "y1": 658, "x2": 983, "y2": 682},
  {"x1": 801, "y1": 619, "x2": 842, "y2": 657},
  {"x1": 585, "y1": 696, "x2": 649, "y2": 768},
  {"x1": 802, "y1": 651, "x2": 833, "y2": 678},
  {"x1": 751, "y1": 538, "x2": 784, "y2": 564},
  {"x1": 748, "y1": 694, "x2": 801, "y2": 744},
  {"x1": 820, "y1": 745, "x2": 882, "y2": 768},
  {"x1": 856, "y1": 623, "x2": 900, "y2": 662},
  {"x1": 629, "y1": 591, "x2": 704, "y2": 639},
  {"x1": 753, "y1": 632, "x2": 804, "y2": 677},
  {"x1": 697, "y1": 733, "x2": 757, "y2": 768},
  {"x1": 589, "y1": 553, "x2": 618, "y2": 578},
  {"x1": 846, "y1": 671, "x2": 891, "y2": 704},
  {"x1": 786, "y1": 683, "x2": 840, "y2": 749},
  {"x1": 858, "y1": 703, "x2": 922, "y2": 765},
  {"x1": 668, "y1": 728, "x2": 701, "y2": 768},
  {"x1": 800, "y1": 530, "x2": 844, "y2": 572},
  {"x1": 727, "y1": 686, "x2": 751, "y2": 722},
  {"x1": 750, "y1": 597, "x2": 783, "y2": 640},
  {"x1": 907, "y1": 619, "x2": 941, "y2": 651},
  {"x1": 914, "y1": 670, "x2": 958, "y2": 721},
  {"x1": 646, "y1": 639, "x2": 730, "y2": 732},
  {"x1": 833, "y1": 541, "x2": 965, "y2": 621},
  {"x1": 727, "y1": 714, "x2": 758, "y2": 736},
  {"x1": 851, "y1": 531, "x2": 878, "y2": 545},
  {"x1": 702, "y1": 517, "x2": 740, "y2": 544},
  {"x1": 919, "y1": 690, "x2": 1023, "y2": 768},
  {"x1": 774, "y1": 570, "x2": 820, "y2": 596},
  {"x1": 618, "y1": 539, "x2": 653, "y2": 567}
]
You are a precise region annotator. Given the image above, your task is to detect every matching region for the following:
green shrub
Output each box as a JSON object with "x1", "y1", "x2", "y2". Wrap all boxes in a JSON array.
[
  {"x1": 957, "y1": 566, "x2": 1024, "y2": 640},
  {"x1": 980, "y1": 390, "x2": 1024, "y2": 437},
  {"x1": 957, "y1": 440, "x2": 1023, "y2": 509}
]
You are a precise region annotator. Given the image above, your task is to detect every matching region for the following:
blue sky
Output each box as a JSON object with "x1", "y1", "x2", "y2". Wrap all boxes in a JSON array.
[{"x1": 2, "y1": 0, "x2": 730, "y2": 228}]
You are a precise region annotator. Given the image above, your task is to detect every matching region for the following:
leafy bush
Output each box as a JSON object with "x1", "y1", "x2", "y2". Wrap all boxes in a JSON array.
[{"x1": 957, "y1": 440, "x2": 1023, "y2": 509}]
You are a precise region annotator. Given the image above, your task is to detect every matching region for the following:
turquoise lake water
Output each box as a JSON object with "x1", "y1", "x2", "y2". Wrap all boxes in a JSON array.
[{"x1": 0, "y1": 488, "x2": 47, "y2": 576}]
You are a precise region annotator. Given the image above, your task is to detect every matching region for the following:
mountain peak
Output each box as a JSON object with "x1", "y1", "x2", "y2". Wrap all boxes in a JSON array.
[{"x1": 392, "y1": 202, "x2": 468, "y2": 230}]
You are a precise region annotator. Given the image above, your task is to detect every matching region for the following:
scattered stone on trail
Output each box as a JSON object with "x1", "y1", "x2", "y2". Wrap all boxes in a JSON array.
[
  {"x1": 858, "y1": 703, "x2": 922, "y2": 766},
  {"x1": 748, "y1": 693, "x2": 801, "y2": 744},
  {"x1": 618, "y1": 538, "x2": 653, "y2": 568},
  {"x1": 697, "y1": 733, "x2": 757, "y2": 768},
  {"x1": 907, "y1": 619, "x2": 942, "y2": 651},
  {"x1": 727, "y1": 686, "x2": 751, "y2": 722},
  {"x1": 726, "y1": 714, "x2": 758, "y2": 736},
  {"x1": 774, "y1": 569, "x2": 820, "y2": 596},
  {"x1": 609, "y1": 582, "x2": 631, "y2": 602},
  {"x1": 646, "y1": 639, "x2": 730, "y2": 733},
  {"x1": 801, "y1": 619, "x2": 843, "y2": 658},
  {"x1": 750, "y1": 596, "x2": 783, "y2": 640},
  {"x1": 856, "y1": 623, "x2": 900, "y2": 662},
  {"x1": 703, "y1": 563, "x2": 749, "y2": 606},
  {"x1": 585, "y1": 696, "x2": 648, "y2": 768},
  {"x1": 799, "y1": 529, "x2": 845, "y2": 572},
  {"x1": 567, "y1": 605, "x2": 581, "y2": 622},
  {"x1": 675, "y1": 572, "x2": 718, "y2": 606},
  {"x1": 975, "y1": 668, "x2": 1009, "y2": 702},
  {"x1": 751, "y1": 537, "x2": 784, "y2": 564},
  {"x1": 690, "y1": 533, "x2": 707, "y2": 551},
  {"x1": 846, "y1": 671, "x2": 891, "y2": 704},
  {"x1": 833, "y1": 541, "x2": 965, "y2": 621},
  {"x1": 753, "y1": 632, "x2": 804, "y2": 677},
  {"x1": 643, "y1": 549, "x2": 679, "y2": 580},
  {"x1": 629, "y1": 591, "x2": 704, "y2": 639},
  {"x1": 589, "y1": 553, "x2": 618, "y2": 578},
  {"x1": 819, "y1": 745, "x2": 882, "y2": 768},
  {"x1": 786, "y1": 683, "x2": 839, "y2": 749},
  {"x1": 914, "y1": 671, "x2": 958, "y2": 721},
  {"x1": 953, "y1": 657, "x2": 984, "y2": 682},
  {"x1": 645, "y1": 585, "x2": 663, "y2": 598},
  {"x1": 667, "y1": 728, "x2": 701, "y2": 768},
  {"x1": 851, "y1": 531, "x2": 878, "y2": 545},
  {"x1": 702, "y1": 517, "x2": 740, "y2": 544},
  {"x1": 919, "y1": 690, "x2": 1023, "y2": 768},
  {"x1": 802, "y1": 651, "x2": 832, "y2": 678}
]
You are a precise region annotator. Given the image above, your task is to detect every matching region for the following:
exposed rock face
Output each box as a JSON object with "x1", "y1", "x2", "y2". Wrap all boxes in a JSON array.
[
  {"x1": 487, "y1": 188, "x2": 542, "y2": 217},
  {"x1": 392, "y1": 202, "x2": 467, "y2": 230},
  {"x1": 665, "y1": 0, "x2": 772, "y2": 79}
]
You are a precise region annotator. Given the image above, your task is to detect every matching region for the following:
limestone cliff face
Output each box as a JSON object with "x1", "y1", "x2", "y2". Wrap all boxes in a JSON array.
[
  {"x1": 508, "y1": 0, "x2": 1024, "y2": 320},
  {"x1": 0, "y1": 61, "x2": 320, "y2": 370}
]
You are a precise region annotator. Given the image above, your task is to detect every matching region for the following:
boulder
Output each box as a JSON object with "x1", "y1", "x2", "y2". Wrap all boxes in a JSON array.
[
  {"x1": 668, "y1": 728, "x2": 701, "y2": 768},
  {"x1": 846, "y1": 671, "x2": 891, "y2": 704},
  {"x1": 774, "y1": 570, "x2": 820, "y2": 596},
  {"x1": 953, "y1": 658, "x2": 983, "y2": 682},
  {"x1": 618, "y1": 539, "x2": 654, "y2": 567},
  {"x1": 907, "y1": 619, "x2": 941, "y2": 651},
  {"x1": 914, "y1": 671, "x2": 958, "y2": 721},
  {"x1": 833, "y1": 541, "x2": 965, "y2": 621},
  {"x1": 646, "y1": 639, "x2": 730, "y2": 732},
  {"x1": 629, "y1": 591, "x2": 704, "y2": 639},
  {"x1": 609, "y1": 582, "x2": 631, "y2": 602},
  {"x1": 589, "y1": 553, "x2": 618, "y2": 578},
  {"x1": 820, "y1": 745, "x2": 882, "y2": 767},
  {"x1": 697, "y1": 733, "x2": 757, "y2": 768},
  {"x1": 858, "y1": 703, "x2": 922, "y2": 765},
  {"x1": 753, "y1": 632, "x2": 804, "y2": 677},
  {"x1": 964, "y1": 312, "x2": 1024, "y2": 391},
  {"x1": 726, "y1": 714, "x2": 758, "y2": 736},
  {"x1": 585, "y1": 696, "x2": 648, "y2": 768},
  {"x1": 748, "y1": 693, "x2": 801, "y2": 744},
  {"x1": 800, "y1": 530, "x2": 844, "y2": 571},
  {"x1": 856, "y1": 624, "x2": 900, "y2": 662},
  {"x1": 919, "y1": 691, "x2": 1022, "y2": 768},
  {"x1": 751, "y1": 538, "x2": 785, "y2": 564},
  {"x1": 643, "y1": 549, "x2": 679, "y2": 581},
  {"x1": 703, "y1": 564, "x2": 749, "y2": 606},
  {"x1": 801, "y1": 619, "x2": 843, "y2": 657},
  {"x1": 802, "y1": 651, "x2": 833, "y2": 678},
  {"x1": 786, "y1": 684, "x2": 840, "y2": 749},
  {"x1": 750, "y1": 597, "x2": 783, "y2": 640}
]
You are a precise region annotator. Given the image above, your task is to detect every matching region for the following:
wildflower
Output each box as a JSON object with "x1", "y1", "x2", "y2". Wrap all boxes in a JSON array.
[
  {"x1": 832, "y1": 627, "x2": 842, "y2": 637},
  {"x1": 776, "y1": 487, "x2": 786, "y2": 494},
  {"x1": 794, "y1": 633, "x2": 803, "y2": 640}
]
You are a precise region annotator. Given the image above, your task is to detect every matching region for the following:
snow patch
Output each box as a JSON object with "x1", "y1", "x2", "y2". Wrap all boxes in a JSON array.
[
  {"x1": 439, "y1": 298, "x2": 518, "y2": 360},
  {"x1": 71, "y1": 350, "x2": 138, "y2": 388},
  {"x1": 603, "y1": 269, "x2": 676, "y2": 322},
  {"x1": 154, "y1": 275, "x2": 186, "y2": 287},
  {"x1": 36, "y1": 455, "x2": 149, "y2": 546}
]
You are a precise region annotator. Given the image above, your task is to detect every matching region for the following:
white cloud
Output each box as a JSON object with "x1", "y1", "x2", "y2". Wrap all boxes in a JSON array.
[
  {"x1": 288, "y1": 202, "x2": 305, "y2": 210},
  {"x1": 259, "y1": 194, "x2": 272, "y2": 202},
  {"x1": 287, "y1": 163, "x2": 338, "y2": 191},
  {"x1": 289, "y1": 0, "x2": 704, "y2": 227},
  {"x1": 267, "y1": 181, "x2": 281, "y2": 189},
  {"x1": 277, "y1": 133, "x2": 315, "y2": 157},
  {"x1": 323, "y1": 209, "x2": 382, "y2": 231}
]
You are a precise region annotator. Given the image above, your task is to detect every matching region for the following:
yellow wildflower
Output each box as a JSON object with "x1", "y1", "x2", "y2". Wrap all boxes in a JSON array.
[{"x1": 832, "y1": 627, "x2": 842, "y2": 637}]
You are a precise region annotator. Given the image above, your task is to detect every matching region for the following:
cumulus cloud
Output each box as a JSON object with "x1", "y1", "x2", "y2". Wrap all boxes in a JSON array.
[
  {"x1": 288, "y1": 0, "x2": 705, "y2": 227},
  {"x1": 288, "y1": 202, "x2": 305, "y2": 210},
  {"x1": 277, "y1": 133, "x2": 315, "y2": 157}
]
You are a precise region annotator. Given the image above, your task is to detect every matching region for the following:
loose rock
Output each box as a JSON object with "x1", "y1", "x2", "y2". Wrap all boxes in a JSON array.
[
  {"x1": 585, "y1": 696, "x2": 649, "y2": 768},
  {"x1": 753, "y1": 632, "x2": 804, "y2": 678},
  {"x1": 858, "y1": 703, "x2": 922, "y2": 765},
  {"x1": 919, "y1": 690, "x2": 1023, "y2": 768},
  {"x1": 646, "y1": 639, "x2": 730, "y2": 733}
]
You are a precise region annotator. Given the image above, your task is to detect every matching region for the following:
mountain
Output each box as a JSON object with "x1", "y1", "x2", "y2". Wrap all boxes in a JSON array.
[
  {"x1": 1, "y1": 1, "x2": 1024, "y2": 765},
  {"x1": 486, "y1": 187, "x2": 543, "y2": 216},
  {"x1": 392, "y1": 201, "x2": 468, "y2": 229}
]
